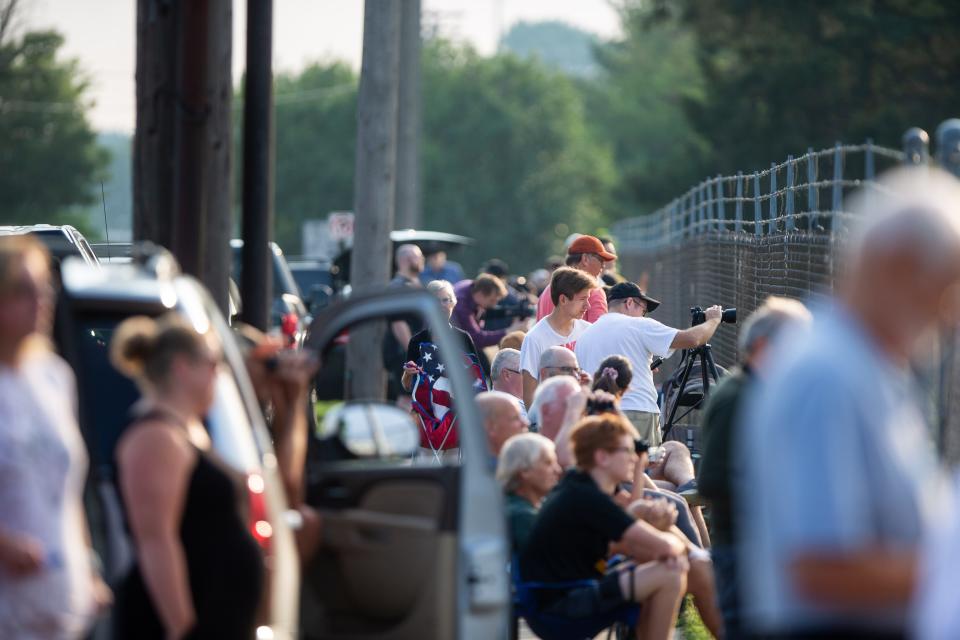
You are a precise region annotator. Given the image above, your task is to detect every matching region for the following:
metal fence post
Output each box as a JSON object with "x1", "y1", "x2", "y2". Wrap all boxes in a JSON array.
[
  {"x1": 734, "y1": 172, "x2": 743, "y2": 233},
  {"x1": 831, "y1": 142, "x2": 843, "y2": 213},
  {"x1": 903, "y1": 127, "x2": 929, "y2": 166},
  {"x1": 785, "y1": 156, "x2": 795, "y2": 232},
  {"x1": 864, "y1": 138, "x2": 875, "y2": 180},
  {"x1": 807, "y1": 148, "x2": 817, "y2": 231},
  {"x1": 753, "y1": 172, "x2": 761, "y2": 237},
  {"x1": 768, "y1": 163, "x2": 777, "y2": 235},
  {"x1": 934, "y1": 119, "x2": 960, "y2": 459},
  {"x1": 936, "y1": 119, "x2": 960, "y2": 176},
  {"x1": 714, "y1": 175, "x2": 723, "y2": 232}
]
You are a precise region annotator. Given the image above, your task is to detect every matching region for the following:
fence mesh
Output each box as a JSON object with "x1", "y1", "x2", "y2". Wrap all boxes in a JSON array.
[{"x1": 612, "y1": 142, "x2": 960, "y2": 461}]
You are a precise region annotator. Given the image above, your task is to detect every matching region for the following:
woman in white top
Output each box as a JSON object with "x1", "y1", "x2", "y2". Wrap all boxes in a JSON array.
[{"x1": 0, "y1": 235, "x2": 110, "y2": 638}]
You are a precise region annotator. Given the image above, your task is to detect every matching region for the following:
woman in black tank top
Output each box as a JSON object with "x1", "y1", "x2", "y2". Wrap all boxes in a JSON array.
[{"x1": 109, "y1": 315, "x2": 264, "y2": 639}]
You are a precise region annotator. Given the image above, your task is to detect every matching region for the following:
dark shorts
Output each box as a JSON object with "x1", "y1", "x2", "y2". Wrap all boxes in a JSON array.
[{"x1": 542, "y1": 570, "x2": 637, "y2": 620}]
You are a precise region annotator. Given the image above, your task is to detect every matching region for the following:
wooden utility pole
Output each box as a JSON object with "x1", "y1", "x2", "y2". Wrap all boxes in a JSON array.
[
  {"x1": 395, "y1": 0, "x2": 422, "y2": 229},
  {"x1": 240, "y1": 0, "x2": 274, "y2": 331},
  {"x1": 347, "y1": 1, "x2": 402, "y2": 401},
  {"x1": 134, "y1": 0, "x2": 233, "y2": 313}
]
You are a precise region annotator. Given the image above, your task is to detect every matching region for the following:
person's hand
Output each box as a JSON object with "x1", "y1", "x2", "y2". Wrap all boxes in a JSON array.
[
  {"x1": 0, "y1": 532, "x2": 43, "y2": 576},
  {"x1": 403, "y1": 361, "x2": 420, "y2": 374},
  {"x1": 613, "y1": 488, "x2": 633, "y2": 509},
  {"x1": 577, "y1": 369, "x2": 591, "y2": 386},
  {"x1": 704, "y1": 305, "x2": 723, "y2": 322},
  {"x1": 267, "y1": 350, "x2": 321, "y2": 412},
  {"x1": 91, "y1": 574, "x2": 113, "y2": 614},
  {"x1": 562, "y1": 388, "x2": 589, "y2": 426},
  {"x1": 630, "y1": 498, "x2": 678, "y2": 531}
]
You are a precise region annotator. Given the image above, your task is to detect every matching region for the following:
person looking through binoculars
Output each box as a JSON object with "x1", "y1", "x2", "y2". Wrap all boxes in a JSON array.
[{"x1": 575, "y1": 282, "x2": 723, "y2": 446}]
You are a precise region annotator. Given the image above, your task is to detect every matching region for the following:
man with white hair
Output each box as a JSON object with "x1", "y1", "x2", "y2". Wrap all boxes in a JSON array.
[
  {"x1": 740, "y1": 167, "x2": 960, "y2": 638},
  {"x1": 697, "y1": 296, "x2": 812, "y2": 639},
  {"x1": 490, "y1": 348, "x2": 525, "y2": 416},
  {"x1": 528, "y1": 375, "x2": 581, "y2": 441},
  {"x1": 476, "y1": 390, "x2": 529, "y2": 459},
  {"x1": 538, "y1": 345, "x2": 589, "y2": 384}
]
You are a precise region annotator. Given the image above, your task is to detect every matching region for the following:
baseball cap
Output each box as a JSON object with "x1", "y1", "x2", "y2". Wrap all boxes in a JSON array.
[
  {"x1": 567, "y1": 235, "x2": 616, "y2": 261},
  {"x1": 607, "y1": 281, "x2": 660, "y2": 312}
]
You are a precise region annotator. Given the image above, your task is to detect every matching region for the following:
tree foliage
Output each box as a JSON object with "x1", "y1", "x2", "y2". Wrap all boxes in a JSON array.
[
  {"x1": 0, "y1": 3, "x2": 108, "y2": 231},
  {"x1": 646, "y1": 0, "x2": 960, "y2": 175},
  {"x1": 421, "y1": 41, "x2": 615, "y2": 271},
  {"x1": 268, "y1": 42, "x2": 615, "y2": 272}
]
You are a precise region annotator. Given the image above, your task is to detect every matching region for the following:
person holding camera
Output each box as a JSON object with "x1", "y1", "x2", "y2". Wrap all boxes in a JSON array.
[{"x1": 575, "y1": 281, "x2": 723, "y2": 446}]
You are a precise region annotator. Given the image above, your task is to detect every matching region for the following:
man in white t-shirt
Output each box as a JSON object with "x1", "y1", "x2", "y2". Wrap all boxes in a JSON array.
[
  {"x1": 520, "y1": 267, "x2": 595, "y2": 407},
  {"x1": 575, "y1": 281, "x2": 722, "y2": 445}
]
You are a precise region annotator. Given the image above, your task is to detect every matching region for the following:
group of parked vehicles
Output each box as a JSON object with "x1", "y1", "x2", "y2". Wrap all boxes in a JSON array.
[{"x1": 0, "y1": 224, "x2": 508, "y2": 639}]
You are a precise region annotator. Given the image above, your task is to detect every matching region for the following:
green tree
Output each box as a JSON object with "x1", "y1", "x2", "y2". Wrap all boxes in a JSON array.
[
  {"x1": 583, "y1": 4, "x2": 709, "y2": 216},
  {"x1": 421, "y1": 41, "x2": 616, "y2": 272},
  {"x1": 0, "y1": 2, "x2": 108, "y2": 232},
  {"x1": 268, "y1": 62, "x2": 358, "y2": 252},
  {"x1": 649, "y1": 0, "x2": 960, "y2": 175}
]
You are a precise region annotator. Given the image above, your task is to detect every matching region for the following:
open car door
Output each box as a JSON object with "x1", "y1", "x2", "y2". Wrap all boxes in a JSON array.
[{"x1": 300, "y1": 289, "x2": 508, "y2": 639}]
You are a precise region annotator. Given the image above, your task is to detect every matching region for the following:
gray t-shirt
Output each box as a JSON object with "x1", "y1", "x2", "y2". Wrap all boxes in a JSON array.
[
  {"x1": 738, "y1": 305, "x2": 944, "y2": 634},
  {"x1": 0, "y1": 351, "x2": 94, "y2": 638}
]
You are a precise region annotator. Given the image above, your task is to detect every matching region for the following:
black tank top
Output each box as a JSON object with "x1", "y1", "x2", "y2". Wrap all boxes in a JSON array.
[{"x1": 114, "y1": 413, "x2": 265, "y2": 639}]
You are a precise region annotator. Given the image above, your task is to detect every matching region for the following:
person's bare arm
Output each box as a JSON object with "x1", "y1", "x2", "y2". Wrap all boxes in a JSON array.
[
  {"x1": 610, "y1": 520, "x2": 686, "y2": 562},
  {"x1": 670, "y1": 306, "x2": 722, "y2": 350},
  {"x1": 0, "y1": 526, "x2": 43, "y2": 576},
  {"x1": 522, "y1": 370, "x2": 538, "y2": 409},
  {"x1": 268, "y1": 352, "x2": 320, "y2": 508},
  {"x1": 554, "y1": 390, "x2": 588, "y2": 468},
  {"x1": 118, "y1": 425, "x2": 197, "y2": 639},
  {"x1": 789, "y1": 549, "x2": 917, "y2": 607}
]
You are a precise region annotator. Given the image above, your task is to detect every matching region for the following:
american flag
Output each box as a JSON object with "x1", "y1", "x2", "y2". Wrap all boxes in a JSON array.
[{"x1": 410, "y1": 341, "x2": 487, "y2": 450}]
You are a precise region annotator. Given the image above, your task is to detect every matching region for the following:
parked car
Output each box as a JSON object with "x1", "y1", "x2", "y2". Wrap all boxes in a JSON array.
[
  {"x1": 54, "y1": 250, "x2": 300, "y2": 639},
  {"x1": 288, "y1": 258, "x2": 334, "y2": 315},
  {"x1": 331, "y1": 229, "x2": 473, "y2": 293},
  {"x1": 231, "y1": 239, "x2": 308, "y2": 344},
  {"x1": 300, "y1": 288, "x2": 510, "y2": 639},
  {"x1": 0, "y1": 223, "x2": 100, "y2": 266}
]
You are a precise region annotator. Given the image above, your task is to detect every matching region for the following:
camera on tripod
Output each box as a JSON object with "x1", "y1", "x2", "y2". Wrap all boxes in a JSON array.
[{"x1": 690, "y1": 306, "x2": 737, "y2": 326}]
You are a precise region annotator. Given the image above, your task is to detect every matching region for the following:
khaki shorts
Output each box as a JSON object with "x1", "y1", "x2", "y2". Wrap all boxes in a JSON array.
[{"x1": 623, "y1": 410, "x2": 661, "y2": 446}]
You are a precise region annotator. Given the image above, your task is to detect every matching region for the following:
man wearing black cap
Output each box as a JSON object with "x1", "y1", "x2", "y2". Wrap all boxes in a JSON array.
[{"x1": 574, "y1": 281, "x2": 722, "y2": 445}]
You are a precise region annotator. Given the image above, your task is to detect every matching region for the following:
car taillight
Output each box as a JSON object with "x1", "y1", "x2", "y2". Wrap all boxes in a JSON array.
[
  {"x1": 280, "y1": 313, "x2": 298, "y2": 343},
  {"x1": 246, "y1": 473, "x2": 273, "y2": 554}
]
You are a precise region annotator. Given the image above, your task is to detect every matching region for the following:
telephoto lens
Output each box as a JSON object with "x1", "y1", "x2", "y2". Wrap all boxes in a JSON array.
[{"x1": 690, "y1": 306, "x2": 737, "y2": 326}]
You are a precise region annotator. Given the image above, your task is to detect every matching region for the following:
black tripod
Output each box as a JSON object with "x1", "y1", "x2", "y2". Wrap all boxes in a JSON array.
[{"x1": 660, "y1": 343, "x2": 722, "y2": 443}]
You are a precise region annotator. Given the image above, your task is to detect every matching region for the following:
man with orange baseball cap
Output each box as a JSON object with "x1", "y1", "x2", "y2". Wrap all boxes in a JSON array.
[{"x1": 535, "y1": 235, "x2": 615, "y2": 323}]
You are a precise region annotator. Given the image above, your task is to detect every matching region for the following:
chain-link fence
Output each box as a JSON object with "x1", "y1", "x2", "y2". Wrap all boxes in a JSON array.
[{"x1": 612, "y1": 129, "x2": 960, "y2": 460}]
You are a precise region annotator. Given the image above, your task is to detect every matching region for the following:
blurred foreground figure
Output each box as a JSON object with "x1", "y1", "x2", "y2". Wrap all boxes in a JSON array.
[
  {"x1": 739, "y1": 167, "x2": 960, "y2": 639},
  {"x1": 0, "y1": 237, "x2": 110, "y2": 637}
]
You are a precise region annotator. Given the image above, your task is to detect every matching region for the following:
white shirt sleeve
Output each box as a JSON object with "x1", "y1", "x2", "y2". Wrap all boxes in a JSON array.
[
  {"x1": 519, "y1": 330, "x2": 541, "y2": 379},
  {"x1": 640, "y1": 319, "x2": 679, "y2": 358}
]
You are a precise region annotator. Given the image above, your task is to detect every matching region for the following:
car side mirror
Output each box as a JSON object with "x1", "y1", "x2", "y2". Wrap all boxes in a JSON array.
[{"x1": 324, "y1": 402, "x2": 419, "y2": 459}]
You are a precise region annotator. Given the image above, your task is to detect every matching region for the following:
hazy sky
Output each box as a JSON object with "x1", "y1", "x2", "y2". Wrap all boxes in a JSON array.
[{"x1": 23, "y1": 0, "x2": 621, "y2": 133}]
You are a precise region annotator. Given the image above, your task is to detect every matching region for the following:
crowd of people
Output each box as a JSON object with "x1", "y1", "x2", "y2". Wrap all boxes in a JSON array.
[
  {"x1": 4, "y1": 164, "x2": 960, "y2": 639},
  {"x1": 397, "y1": 167, "x2": 960, "y2": 639}
]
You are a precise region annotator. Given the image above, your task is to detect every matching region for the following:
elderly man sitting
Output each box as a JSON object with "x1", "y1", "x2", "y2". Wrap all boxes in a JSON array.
[
  {"x1": 475, "y1": 391, "x2": 529, "y2": 463},
  {"x1": 538, "y1": 345, "x2": 590, "y2": 385},
  {"x1": 490, "y1": 348, "x2": 525, "y2": 417}
]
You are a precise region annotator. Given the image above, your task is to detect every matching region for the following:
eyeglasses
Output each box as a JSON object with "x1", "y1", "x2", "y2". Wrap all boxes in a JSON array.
[
  {"x1": 547, "y1": 365, "x2": 581, "y2": 377},
  {"x1": 606, "y1": 446, "x2": 636, "y2": 456},
  {"x1": 503, "y1": 367, "x2": 521, "y2": 375}
]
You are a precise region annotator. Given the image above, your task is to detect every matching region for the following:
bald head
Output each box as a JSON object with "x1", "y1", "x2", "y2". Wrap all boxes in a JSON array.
[
  {"x1": 395, "y1": 244, "x2": 424, "y2": 277},
  {"x1": 539, "y1": 346, "x2": 580, "y2": 380},
  {"x1": 841, "y1": 167, "x2": 960, "y2": 360},
  {"x1": 476, "y1": 391, "x2": 529, "y2": 456}
]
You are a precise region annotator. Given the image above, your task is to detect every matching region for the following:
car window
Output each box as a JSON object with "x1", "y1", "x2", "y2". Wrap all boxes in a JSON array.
[
  {"x1": 73, "y1": 317, "x2": 142, "y2": 473},
  {"x1": 71, "y1": 312, "x2": 262, "y2": 476}
]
